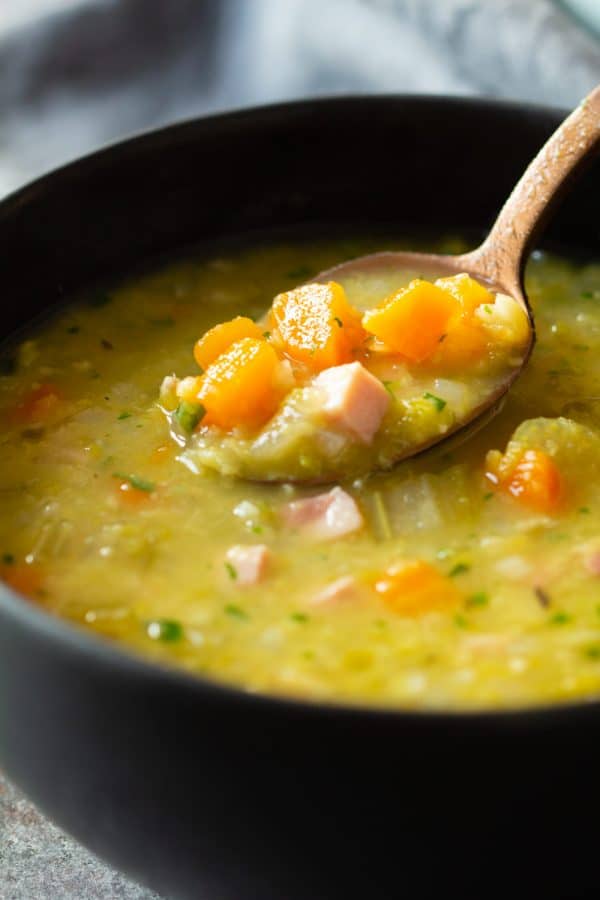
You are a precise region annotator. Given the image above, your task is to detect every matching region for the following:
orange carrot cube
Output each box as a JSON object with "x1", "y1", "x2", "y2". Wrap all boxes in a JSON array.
[
  {"x1": 362, "y1": 280, "x2": 458, "y2": 362},
  {"x1": 487, "y1": 447, "x2": 563, "y2": 513},
  {"x1": 435, "y1": 273, "x2": 495, "y2": 315},
  {"x1": 198, "y1": 337, "x2": 286, "y2": 431},
  {"x1": 373, "y1": 559, "x2": 461, "y2": 616},
  {"x1": 270, "y1": 282, "x2": 365, "y2": 372},
  {"x1": 193, "y1": 316, "x2": 264, "y2": 370}
]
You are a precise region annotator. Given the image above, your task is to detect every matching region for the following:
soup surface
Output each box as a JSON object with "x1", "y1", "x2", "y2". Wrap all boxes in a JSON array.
[{"x1": 2, "y1": 236, "x2": 600, "y2": 709}]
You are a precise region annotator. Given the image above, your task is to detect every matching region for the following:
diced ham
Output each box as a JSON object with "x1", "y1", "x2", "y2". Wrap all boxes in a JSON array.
[
  {"x1": 282, "y1": 486, "x2": 363, "y2": 540},
  {"x1": 585, "y1": 551, "x2": 600, "y2": 576},
  {"x1": 310, "y1": 575, "x2": 359, "y2": 607},
  {"x1": 225, "y1": 544, "x2": 271, "y2": 586},
  {"x1": 313, "y1": 362, "x2": 389, "y2": 445}
]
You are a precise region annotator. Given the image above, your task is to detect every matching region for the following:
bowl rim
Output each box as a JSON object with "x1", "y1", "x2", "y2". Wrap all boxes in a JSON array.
[{"x1": 3, "y1": 91, "x2": 594, "y2": 727}]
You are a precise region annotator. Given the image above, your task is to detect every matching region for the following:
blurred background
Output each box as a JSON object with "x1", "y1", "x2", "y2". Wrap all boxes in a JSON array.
[{"x1": 2, "y1": 0, "x2": 600, "y2": 198}]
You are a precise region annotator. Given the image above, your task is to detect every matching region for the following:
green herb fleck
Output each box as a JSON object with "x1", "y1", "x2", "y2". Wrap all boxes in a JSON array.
[
  {"x1": 453, "y1": 614, "x2": 468, "y2": 629},
  {"x1": 114, "y1": 473, "x2": 155, "y2": 492},
  {"x1": 225, "y1": 603, "x2": 248, "y2": 620},
  {"x1": 467, "y1": 591, "x2": 488, "y2": 608},
  {"x1": 483, "y1": 304, "x2": 493, "y2": 314},
  {"x1": 66, "y1": 325, "x2": 80, "y2": 334},
  {"x1": 147, "y1": 618, "x2": 183, "y2": 642},
  {"x1": 483, "y1": 492, "x2": 493, "y2": 501},
  {"x1": 117, "y1": 411, "x2": 132, "y2": 420},
  {"x1": 291, "y1": 612, "x2": 309, "y2": 623},
  {"x1": 382, "y1": 380, "x2": 396, "y2": 398},
  {"x1": 262, "y1": 331, "x2": 271, "y2": 339},
  {"x1": 584, "y1": 644, "x2": 600, "y2": 660},
  {"x1": 175, "y1": 401, "x2": 206, "y2": 433},
  {"x1": 224, "y1": 562, "x2": 237, "y2": 580},
  {"x1": 333, "y1": 316, "x2": 343, "y2": 328},
  {"x1": 549, "y1": 611, "x2": 572, "y2": 626},
  {"x1": 424, "y1": 392, "x2": 446, "y2": 412},
  {"x1": 581, "y1": 291, "x2": 594, "y2": 299},
  {"x1": 578, "y1": 506, "x2": 590, "y2": 514},
  {"x1": 449, "y1": 562, "x2": 470, "y2": 577},
  {"x1": 2, "y1": 553, "x2": 15, "y2": 565}
]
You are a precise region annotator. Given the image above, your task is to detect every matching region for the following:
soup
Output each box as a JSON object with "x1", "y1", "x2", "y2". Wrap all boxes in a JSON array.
[{"x1": 1, "y1": 236, "x2": 600, "y2": 709}]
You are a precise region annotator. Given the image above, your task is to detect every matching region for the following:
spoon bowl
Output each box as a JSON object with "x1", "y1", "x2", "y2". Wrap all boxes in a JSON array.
[{"x1": 306, "y1": 85, "x2": 600, "y2": 473}]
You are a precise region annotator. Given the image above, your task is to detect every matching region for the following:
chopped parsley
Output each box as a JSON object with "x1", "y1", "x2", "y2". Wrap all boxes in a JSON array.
[
  {"x1": 549, "y1": 611, "x2": 571, "y2": 626},
  {"x1": 2, "y1": 553, "x2": 15, "y2": 565},
  {"x1": 224, "y1": 562, "x2": 237, "y2": 580},
  {"x1": 333, "y1": 317, "x2": 343, "y2": 328},
  {"x1": 449, "y1": 562, "x2": 470, "y2": 577},
  {"x1": 453, "y1": 614, "x2": 468, "y2": 629},
  {"x1": 584, "y1": 645, "x2": 600, "y2": 660},
  {"x1": 66, "y1": 325, "x2": 80, "y2": 334},
  {"x1": 175, "y1": 401, "x2": 205, "y2": 433},
  {"x1": 466, "y1": 591, "x2": 488, "y2": 608},
  {"x1": 291, "y1": 612, "x2": 309, "y2": 623},
  {"x1": 117, "y1": 411, "x2": 132, "y2": 420},
  {"x1": 224, "y1": 603, "x2": 247, "y2": 620},
  {"x1": 114, "y1": 473, "x2": 155, "y2": 492},
  {"x1": 423, "y1": 392, "x2": 446, "y2": 412},
  {"x1": 146, "y1": 618, "x2": 183, "y2": 642},
  {"x1": 262, "y1": 331, "x2": 271, "y2": 339}
]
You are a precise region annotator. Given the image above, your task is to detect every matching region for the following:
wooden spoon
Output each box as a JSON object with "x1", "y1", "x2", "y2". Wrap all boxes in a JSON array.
[{"x1": 312, "y1": 85, "x2": 600, "y2": 466}]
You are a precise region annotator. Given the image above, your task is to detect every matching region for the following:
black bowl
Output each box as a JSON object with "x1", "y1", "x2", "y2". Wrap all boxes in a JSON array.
[{"x1": 1, "y1": 96, "x2": 600, "y2": 900}]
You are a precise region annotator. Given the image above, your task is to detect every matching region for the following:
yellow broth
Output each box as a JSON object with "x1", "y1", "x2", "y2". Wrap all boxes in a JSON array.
[{"x1": 2, "y1": 236, "x2": 600, "y2": 709}]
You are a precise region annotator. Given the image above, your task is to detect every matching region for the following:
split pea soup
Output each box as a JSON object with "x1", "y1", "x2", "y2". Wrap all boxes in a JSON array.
[{"x1": 1, "y1": 235, "x2": 600, "y2": 710}]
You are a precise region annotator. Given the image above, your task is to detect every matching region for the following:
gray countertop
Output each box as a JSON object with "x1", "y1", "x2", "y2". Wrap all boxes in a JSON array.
[{"x1": 0, "y1": 774, "x2": 160, "y2": 899}]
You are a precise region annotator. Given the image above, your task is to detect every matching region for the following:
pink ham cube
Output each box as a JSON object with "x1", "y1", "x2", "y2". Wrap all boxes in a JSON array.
[
  {"x1": 282, "y1": 486, "x2": 363, "y2": 540},
  {"x1": 225, "y1": 544, "x2": 271, "y2": 586},
  {"x1": 313, "y1": 361, "x2": 389, "y2": 444}
]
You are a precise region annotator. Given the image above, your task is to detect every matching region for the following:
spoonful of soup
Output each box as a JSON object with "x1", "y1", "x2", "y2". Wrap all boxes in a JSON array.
[{"x1": 160, "y1": 86, "x2": 600, "y2": 483}]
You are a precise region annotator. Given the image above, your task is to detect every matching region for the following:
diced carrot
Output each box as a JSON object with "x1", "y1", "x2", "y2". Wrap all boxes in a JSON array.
[
  {"x1": 435, "y1": 273, "x2": 495, "y2": 315},
  {"x1": 362, "y1": 280, "x2": 459, "y2": 363},
  {"x1": 8, "y1": 383, "x2": 62, "y2": 425},
  {"x1": 372, "y1": 559, "x2": 461, "y2": 616},
  {"x1": 1, "y1": 562, "x2": 45, "y2": 600},
  {"x1": 430, "y1": 274, "x2": 490, "y2": 367},
  {"x1": 430, "y1": 318, "x2": 487, "y2": 368},
  {"x1": 198, "y1": 337, "x2": 287, "y2": 431},
  {"x1": 486, "y1": 448, "x2": 563, "y2": 514},
  {"x1": 193, "y1": 316, "x2": 264, "y2": 370},
  {"x1": 269, "y1": 282, "x2": 365, "y2": 372},
  {"x1": 114, "y1": 480, "x2": 154, "y2": 507}
]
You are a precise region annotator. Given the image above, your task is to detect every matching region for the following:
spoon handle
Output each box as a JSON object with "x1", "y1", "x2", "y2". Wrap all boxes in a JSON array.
[{"x1": 462, "y1": 84, "x2": 600, "y2": 295}]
